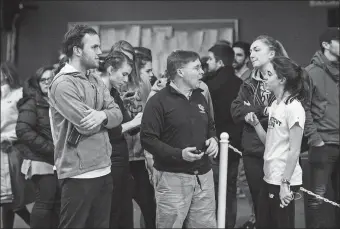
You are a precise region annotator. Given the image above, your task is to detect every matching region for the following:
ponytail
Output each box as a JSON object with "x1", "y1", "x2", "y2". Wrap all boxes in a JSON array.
[
  {"x1": 275, "y1": 40, "x2": 289, "y2": 58},
  {"x1": 271, "y1": 56, "x2": 306, "y2": 104},
  {"x1": 254, "y1": 35, "x2": 289, "y2": 58},
  {"x1": 286, "y1": 66, "x2": 306, "y2": 104}
]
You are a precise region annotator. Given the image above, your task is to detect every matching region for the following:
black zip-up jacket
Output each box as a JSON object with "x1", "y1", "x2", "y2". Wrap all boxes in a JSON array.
[
  {"x1": 141, "y1": 83, "x2": 216, "y2": 175},
  {"x1": 15, "y1": 82, "x2": 54, "y2": 164},
  {"x1": 231, "y1": 70, "x2": 275, "y2": 157}
]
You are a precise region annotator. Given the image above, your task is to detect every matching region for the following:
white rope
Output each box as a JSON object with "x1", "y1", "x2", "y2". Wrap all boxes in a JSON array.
[
  {"x1": 228, "y1": 144, "x2": 340, "y2": 208},
  {"x1": 228, "y1": 144, "x2": 242, "y2": 156},
  {"x1": 299, "y1": 187, "x2": 340, "y2": 208}
]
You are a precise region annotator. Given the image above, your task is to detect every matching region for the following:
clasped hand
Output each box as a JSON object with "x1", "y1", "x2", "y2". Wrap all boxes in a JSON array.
[{"x1": 245, "y1": 112, "x2": 259, "y2": 127}]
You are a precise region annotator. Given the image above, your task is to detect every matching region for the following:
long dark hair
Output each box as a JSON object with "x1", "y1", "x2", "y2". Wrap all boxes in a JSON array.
[
  {"x1": 270, "y1": 56, "x2": 306, "y2": 104},
  {"x1": 28, "y1": 66, "x2": 54, "y2": 94},
  {"x1": 0, "y1": 61, "x2": 21, "y2": 89}
]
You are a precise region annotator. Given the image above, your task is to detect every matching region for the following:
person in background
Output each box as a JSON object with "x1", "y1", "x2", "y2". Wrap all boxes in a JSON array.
[
  {"x1": 128, "y1": 46, "x2": 159, "y2": 228},
  {"x1": 110, "y1": 41, "x2": 155, "y2": 228},
  {"x1": 231, "y1": 35, "x2": 288, "y2": 229},
  {"x1": 16, "y1": 66, "x2": 60, "y2": 229},
  {"x1": 141, "y1": 50, "x2": 218, "y2": 228},
  {"x1": 49, "y1": 24, "x2": 123, "y2": 228},
  {"x1": 304, "y1": 27, "x2": 339, "y2": 228},
  {"x1": 205, "y1": 44, "x2": 243, "y2": 228},
  {"x1": 232, "y1": 41, "x2": 252, "y2": 81},
  {"x1": 200, "y1": 56, "x2": 214, "y2": 82},
  {"x1": 98, "y1": 50, "x2": 142, "y2": 229},
  {"x1": 231, "y1": 40, "x2": 256, "y2": 228},
  {"x1": 1, "y1": 62, "x2": 32, "y2": 229},
  {"x1": 134, "y1": 47, "x2": 157, "y2": 86},
  {"x1": 245, "y1": 56, "x2": 306, "y2": 228}
]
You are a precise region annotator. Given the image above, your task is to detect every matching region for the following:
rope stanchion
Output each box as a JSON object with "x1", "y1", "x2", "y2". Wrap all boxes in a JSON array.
[
  {"x1": 224, "y1": 135, "x2": 340, "y2": 209},
  {"x1": 217, "y1": 132, "x2": 229, "y2": 228},
  {"x1": 300, "y1": 187, "x2": 340, "y2": 208},
  {"x1": 228, "y1": 144, "x2": 242, "y2": 156}
]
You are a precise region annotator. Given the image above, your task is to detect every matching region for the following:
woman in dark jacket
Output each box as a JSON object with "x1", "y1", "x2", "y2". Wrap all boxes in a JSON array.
[
  {"x1": 99, "y1": 50, "x2": 142, "y2": 229},
  {"x1": 230, "y1": 35, "x2": 288, "y2": 228},
  {"x1": 16, "y1": 66, "x2": 60, "y2": 229}
]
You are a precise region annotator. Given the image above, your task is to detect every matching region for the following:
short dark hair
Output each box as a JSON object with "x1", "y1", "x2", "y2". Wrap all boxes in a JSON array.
[
  {"x1": 62, "y1": 24, "x2": 98, "y2": 58},
  {"x1": 215, "y1": 40, "x2": 231, "y2": 46},
  {"x1": 0, "y1": 62, "x2": 21, "y2": 89},
  {"x1": 134, "y1": 47, "x2": 152, "y2": 71},
  {"x1": 319, "y1": 27, "x2": 340, "y2": 53},
  {"x1": 208, "y1": 44, "x2": 235, "y2": 66},
  {"x1": 166, "y1": 50, "x2": 200, "y2": 80},
  {"x1": 232, "y1": 41, "x2": 251, "y2": 58}
]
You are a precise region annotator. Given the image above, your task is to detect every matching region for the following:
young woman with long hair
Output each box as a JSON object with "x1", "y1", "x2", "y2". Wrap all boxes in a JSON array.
[
  {"x1": 230, "y1": 35, "x2": 289, "y2": 228},
  {"x1": 245, "y1": 56, "x2": 306, "y2": 228},
  {"x1": 16, "y1": 66, "x2": 60, "y2": 228},
  {"x1": 99, "y1": 50, "x2": 142, "y2": 229}
]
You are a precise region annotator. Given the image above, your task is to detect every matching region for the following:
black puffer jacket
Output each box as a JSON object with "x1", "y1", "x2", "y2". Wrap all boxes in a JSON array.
[{"x1": 15, "y1": 82, "x2": 54, "y2": 165}]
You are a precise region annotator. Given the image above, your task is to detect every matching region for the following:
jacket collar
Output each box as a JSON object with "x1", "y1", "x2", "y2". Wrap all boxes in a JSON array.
[{"x1": 167, "y1": 81, "x2": 203, "y2": 98}]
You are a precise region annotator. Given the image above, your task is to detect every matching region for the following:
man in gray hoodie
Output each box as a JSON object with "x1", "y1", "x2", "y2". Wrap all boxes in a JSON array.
[
  {"x1": 304, "y1": 27, "x2": 339, "y2": 228},
  {"x1": 49, "y1": 24, "x2": 123, "y2": 228}
]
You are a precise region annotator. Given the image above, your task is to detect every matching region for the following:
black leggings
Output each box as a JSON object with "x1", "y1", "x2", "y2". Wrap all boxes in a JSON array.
[
  {"x1": 243, "y1": 155, "x2": 264, "y2": 225},
  {"x1": 31, "y1": 173, "x2": 61, "y2": 229},
  {"x1": 110, "y1": 164, "x2": 134, "y2": 229},
  {"x1": 130, "y1": 160, "x2": 156, "y2": 229},
  {"x1": 257, "y1": 181, "x2": 299, "y2": 228},
  {"x1": 1, "y1": 205, "x2": 30, "y2": 229}
]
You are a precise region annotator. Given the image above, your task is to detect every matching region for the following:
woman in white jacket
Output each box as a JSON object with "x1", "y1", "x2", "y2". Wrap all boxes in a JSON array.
[{"x1": 1, "y1": 62, "x2": 32, "y2": 228}]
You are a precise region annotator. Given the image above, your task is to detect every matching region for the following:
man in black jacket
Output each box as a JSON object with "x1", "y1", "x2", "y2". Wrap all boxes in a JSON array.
[
  {"x1": 205, "y1": 44, "x2": 243, "y2": 228},
  {"x1": 141, "y1": 50, "x2": 218, "y2": 228}
]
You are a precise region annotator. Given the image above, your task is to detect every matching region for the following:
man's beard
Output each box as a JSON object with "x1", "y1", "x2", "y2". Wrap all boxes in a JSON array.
[{"x1": 233, "y1": 62, "x2": 245, "y2": 70}]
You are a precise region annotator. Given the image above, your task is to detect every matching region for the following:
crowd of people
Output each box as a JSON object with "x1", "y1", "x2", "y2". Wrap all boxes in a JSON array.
[{"x1": 0, "y1": 24, "x2": 339, "y2": 229}]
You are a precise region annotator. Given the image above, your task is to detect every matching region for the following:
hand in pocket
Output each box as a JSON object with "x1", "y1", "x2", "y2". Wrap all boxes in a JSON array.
[{"x1": 309, "y1": 145, "x2": 327, "y2": 164}]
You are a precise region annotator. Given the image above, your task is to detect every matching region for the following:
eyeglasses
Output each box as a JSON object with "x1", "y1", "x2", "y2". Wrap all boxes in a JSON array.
[{"x1": 39, "y1": 77, "x2": 53, "y2": 84}]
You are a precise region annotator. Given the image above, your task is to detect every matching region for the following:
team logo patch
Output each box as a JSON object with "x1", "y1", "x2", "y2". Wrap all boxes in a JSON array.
[{"x1": 198, "y1": 104, "x2": 205, "y2": 113}]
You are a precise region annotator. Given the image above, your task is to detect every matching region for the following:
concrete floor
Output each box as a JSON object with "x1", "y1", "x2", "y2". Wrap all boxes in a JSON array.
[{"x1": 2, "y1": 193, "x2": 306, "y2": 228}]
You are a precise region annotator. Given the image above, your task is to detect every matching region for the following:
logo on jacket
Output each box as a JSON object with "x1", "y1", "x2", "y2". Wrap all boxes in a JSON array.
[{"x1": 198, "y1": 104, "x2": 205, "y2": 114}]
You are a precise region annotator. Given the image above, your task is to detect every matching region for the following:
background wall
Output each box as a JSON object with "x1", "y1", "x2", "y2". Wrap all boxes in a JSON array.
[{"x1": 17, "y1": 0, "x2": 328, "y2": 79}]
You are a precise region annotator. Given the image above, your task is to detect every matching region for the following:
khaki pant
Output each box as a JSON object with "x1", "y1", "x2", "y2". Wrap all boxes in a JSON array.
[{"x1": 153, "y1": 169, "x2": 216, "y2": 228}]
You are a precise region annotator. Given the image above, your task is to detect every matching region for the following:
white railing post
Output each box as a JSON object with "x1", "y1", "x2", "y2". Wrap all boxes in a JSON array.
[{"x1": 217, "y1": 132, "x2": 229, "y2": 228}]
